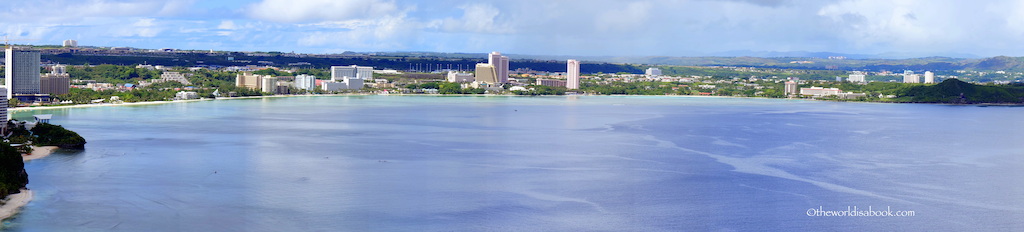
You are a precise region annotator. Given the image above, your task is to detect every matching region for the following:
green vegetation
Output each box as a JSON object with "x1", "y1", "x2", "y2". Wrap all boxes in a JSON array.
[
  {"x1": 31, "y1": 123, "x2": 88, "y2": 148},
  {"x1": 0, "y1": 143, "x2": 29, "y2": 199},
  {"x1": 894, "y1": 79, "x2": 1024, "y2": 103}
]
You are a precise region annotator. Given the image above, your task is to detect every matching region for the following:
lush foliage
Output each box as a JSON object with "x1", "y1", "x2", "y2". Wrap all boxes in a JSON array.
[
  {"x1": 895, "y1": 79, "x2": 1024, "y2": 103},
  {"x1": 30, "y1": 123, "x2": 88, "y2": 148},
  {"x1": 0, "y1": 143, "x2": 28, "y2": 198}
]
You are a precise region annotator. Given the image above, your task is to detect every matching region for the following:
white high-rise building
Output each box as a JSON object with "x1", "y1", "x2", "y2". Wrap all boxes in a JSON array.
[
  {"x1": 567, "y1": 59, "x2": 580, "y2": 89},
  {"x1": 261, "y1": 76, "x2": 278, "y2": 93},
  {"x1": 5, "y1": 48, "x2": 42, "y2": 99},
  {"x1": 848, "y1": 71, "x2": 866, "y2": 83},
  {"x1": 294, "y1": 74, "x2": 317, "y2": 91},
  {"x1": 784, "y1": 81, "x2": 798, "y2": 95},
  {"x1": 488, "y1": 52, "x2": 509, "y2": 83},
  {"x1": 331, "y1": 65, "x2": 374, "y2": 80},
  {"x1": 924, "y1": 71, "x2": 935, "y2": 84},
  {"x1": 903, "y1": 71, "x2": 920, "y2": 83},
  {"x1": 646, "y1": 67, "x2": 662, "y2": 76}
]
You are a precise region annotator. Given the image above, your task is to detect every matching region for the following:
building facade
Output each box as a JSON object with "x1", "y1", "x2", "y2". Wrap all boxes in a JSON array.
[
  {"x1": 475, "y1": 64, "x2": 498, "y2": 83},
  {"x1": 800, "y1": 87, "x2": 842, "y2": 96},
  {"x1": 236, "y1": 72, "x2": 265, "y2": 90},
  {"x1": 0, "y1": 87, "x2": 7, "y2": 127},
  {"x1": 784, "y1": 81, "x2": 798, "y2": 95},
  {"x1": 261, "y1": 76, "x2": 278, "y2": 93},
  {"x1": 5, "y1": 48, "x2": 42, "y2": 99},
  {"x1": 331, "y1": 65, "x2": 374, "y2": 80},
  {"x1": 567, "y1": 59, "x2": 580, "y2": 89},
  {"x1": 848, "y1": 71, "x2": 866, "y2": 83},
  {"x1": 488, "y1": 52, "x2": 509, "y2": 83},
  {"x1": 447, "y1": 72, "x2": 475, "y2": 83},
  {"x1": 536, "y1": 79, "x2": 567, "y2": 87},
  {"x1": 903, "y1": 71, "x2": 920, "y2": 83},
  {"x1": 646, "y1": 67, "x2": 662, "y2": 76},
  {"x1": 924, "y1": 71, "x2": 935, "y2": 83},
  {"x1": 62, "y1": 40, "x2": 78, "y2": 47},
  {"x1": 294, "y1": 74, "x2": 317, "y2": 91},
  {"x1": 40, "y1": 75, "x2": 71, "y2": 95}
]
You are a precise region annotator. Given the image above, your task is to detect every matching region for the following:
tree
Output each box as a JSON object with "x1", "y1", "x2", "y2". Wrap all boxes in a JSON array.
[{"x1": 30, "y1": 123, "x2": 87, "y2": 148}]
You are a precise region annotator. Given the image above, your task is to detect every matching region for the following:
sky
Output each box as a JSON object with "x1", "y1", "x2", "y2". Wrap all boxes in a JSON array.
[{"x1": 2, "y1": 0, "x2": 1024, "y2": 58}]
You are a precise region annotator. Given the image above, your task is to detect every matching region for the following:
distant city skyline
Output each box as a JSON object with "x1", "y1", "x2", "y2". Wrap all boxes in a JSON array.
[{"x1": 4, "y1": 0, "x2": 1024, "y2": 58}]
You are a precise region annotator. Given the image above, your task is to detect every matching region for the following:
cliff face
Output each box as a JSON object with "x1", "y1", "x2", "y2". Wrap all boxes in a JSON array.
[{"x1": 0, "y1": 143, "x2": 29, "y2": 198}]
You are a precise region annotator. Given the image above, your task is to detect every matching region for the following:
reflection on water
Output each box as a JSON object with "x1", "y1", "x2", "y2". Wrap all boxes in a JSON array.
[{"x1": 5, "y1": 96, "x2": 1024, "y2": 231}]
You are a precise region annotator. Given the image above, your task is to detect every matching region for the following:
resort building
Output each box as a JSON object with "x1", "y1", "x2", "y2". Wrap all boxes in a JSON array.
[
  {"x1": 784, "y1": 81, "x2": 798, "y2": 95},
  {"x1": 800, "y1": 86, "x2": 842, "y2": 96},
  {"x1": 475, "y1": 64, "x2": 498, "y2": 84},
  {"x1": 40, "y1": 65, "x2": 71, "y2": 95},
  {"x1": 646, "y1": 67, "x2": 662, "y2": 76},
  {"x1": 848, "y1": 71, "x2": 866, "y2": 83},
  {"x1": 447, "y1": 72, "x2": 475, "y2": 83},
  {"x1": 903, "y1": 71, "x2": 920, "y2": 83},
  {"x1": 175, "y1": 91, "x2": 199, "y2": 100},
  {"x1": 294, "y1": 74, "x2": 317, "y2": 91},
  {"x1": 924, "y1": 71, "x2": 935, "y2": 84},
  {"x1": 5, "y1": 47, "x2": 43, "y2": 100},
  {"x1": 331, "y1": 65, "x2": 374, "y2": 80},
  {"x1": 0, "y1": 87, "x2": 7, "y2": 128},
  {"x1": 261, "y1": 76, "x2": 278, "y2": 93},
  {"x1": 236, "y1": 72, "x2": 269, "y2": 90},
  {"x1": 536, "y1": 79, "x2": 567, "y2": 87},
  {"x1": 488, "y1": 52, "x2": 509, "y2": 83},
  {"x1": 567, "y1": 59, "x2": 580, "y2": 89}
]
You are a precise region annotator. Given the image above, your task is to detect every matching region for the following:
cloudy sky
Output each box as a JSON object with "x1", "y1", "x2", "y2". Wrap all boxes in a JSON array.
[{"x1": 2, "y1": 0, "x2": 1023, "y2": 57}]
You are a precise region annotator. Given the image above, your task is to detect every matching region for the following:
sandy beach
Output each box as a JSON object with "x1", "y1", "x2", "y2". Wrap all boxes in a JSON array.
[
  {"x1": 0, "y1": 189, "x2": 33, "y2": 221},
  {"x1": 23, "y1": 146, "x2": 59, "y2": 162}
]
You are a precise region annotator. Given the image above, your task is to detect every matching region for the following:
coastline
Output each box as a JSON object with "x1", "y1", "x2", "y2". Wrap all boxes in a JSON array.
[
  {"x1": 0, "y1": 189, "x2": 33, "y2": 221},
  {"x1": 9, "y1": 93, "x2": 1008, "y2": 113},
  {"x1": 23, "y1": 146, "x2": 59, "y2": 162}
]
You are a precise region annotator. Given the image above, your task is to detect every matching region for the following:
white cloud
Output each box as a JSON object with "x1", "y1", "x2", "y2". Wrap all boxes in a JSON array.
[
  {"x1": 114, "y1": 18, "x2": 163, "y2": 37},
  {"x1": 248, "y1": 0, "x2": 402, "y2": 23}
]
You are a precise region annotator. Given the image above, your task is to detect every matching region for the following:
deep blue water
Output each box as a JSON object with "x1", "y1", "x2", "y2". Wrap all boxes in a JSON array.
[{"x1": 3, "y1": 96, "x2": 1023, "y2": 231}]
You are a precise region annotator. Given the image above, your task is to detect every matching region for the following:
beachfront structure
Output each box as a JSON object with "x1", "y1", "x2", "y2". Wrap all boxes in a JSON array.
[
  {"x1": 294, "y1": 74, "x2": 317, "y2": 91},
  {"x1": 236, "y1": 72, "x2": 269, "y2": 90},
  {"x1": 175, "y1": 91, "x2": 199, "y2": 100},
  {"x1": 5, "y1": 48, "x2": 42, "y2": 99},
  {"x1": 475, "y1": 64, "x2": 498, "y2": 84},
  {"x1": 784, "y1": 81, "x2": 798, "y2": 95},
  {"x1": 488, "y1": 52, "x2": 509, "y2": 83},
  {"x1": 447, "y1": 72, "x2": 475, "y2": 83},
  {"x1": 800, "y1": 87, "x2": 842, "y2": 96},
  {"x1": 536, "y1": 79, "x2": 567, "y2": 87},
  {"x1": 567, "y1": 59, "x2": 580, "y2": 89},
  {"x1": 848, "y1": 71, "x2": 866, "y2": 83},
  {"x1": 261, "y1": 76, "x2": 279, "y2": 93},
  {"x1": 903, "y1": 71, "x2": 920, "y2": 83},
  {"x1": 331, "y1": 65, "x2": 374, "y2": 80},
  {"x1": 646, "y1": 67, "x2": 662, "y2": 76},
  {"x1": 321, "y1": 76, "x2": 364, "y2": 92},
  {"x1": 924, "y1": 71, "x2": 935, "y2": 84}
]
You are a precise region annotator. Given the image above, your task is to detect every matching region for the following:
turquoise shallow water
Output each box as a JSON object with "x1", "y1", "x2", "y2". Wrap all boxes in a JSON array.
[{"x1": 4, "y1": 96, "x2": 1024, "y2": 231}]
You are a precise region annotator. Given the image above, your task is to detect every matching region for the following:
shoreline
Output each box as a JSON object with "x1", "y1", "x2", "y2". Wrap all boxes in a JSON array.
[
  {"x1": 9, "y1": 93, "x2": 1015, "y2": 113},
  {"x1": 0, "y1": 189, "x2": 33, "y2": 221},
  {"x1": 23, "y1": 146, "x2": 59, "y2": 162}
]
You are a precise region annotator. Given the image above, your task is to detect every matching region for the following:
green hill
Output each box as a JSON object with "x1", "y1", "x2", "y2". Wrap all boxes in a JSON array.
[{"x1": 897, "y1": 79, "x2": 1024, "y2": 104}]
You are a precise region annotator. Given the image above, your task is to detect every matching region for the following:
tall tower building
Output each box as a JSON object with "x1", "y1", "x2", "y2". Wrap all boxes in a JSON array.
[
  {"x1": 784, "y1": 81, "x2": 798, "y2": 95},
  {"x1": 924, "y1": 71, "x2": 935, "y2": 84},
  {"x1": 488, "y1": 52, "x2": 509, "y2": 83},
  {"x1": 567, "y1": 59, "x2": 580, "y2": 89},
  {"x1": 5, "y1": 48, "x2": 42, "y2": 99},
  {"x1": 475, "y1": 64, "x2": 498, "y2": 84},
  {"x1": 902, "y1": 70, "x2": 920, "y2": 83}
]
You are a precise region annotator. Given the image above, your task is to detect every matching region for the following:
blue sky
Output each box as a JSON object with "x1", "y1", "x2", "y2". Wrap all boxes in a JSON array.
[{"x1": 3, "y1": 0, "x2": 1024, "y2": 57}]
